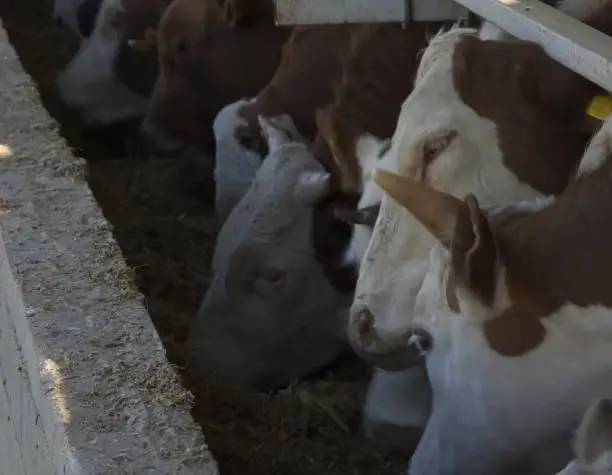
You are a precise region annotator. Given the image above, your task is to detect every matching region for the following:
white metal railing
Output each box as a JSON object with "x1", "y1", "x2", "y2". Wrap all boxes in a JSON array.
[{"x1": 273, "y1": 0, "x2": 612, "y2": 93}]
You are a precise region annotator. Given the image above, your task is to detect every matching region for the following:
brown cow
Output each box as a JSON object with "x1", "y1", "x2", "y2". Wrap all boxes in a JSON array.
[
  {"x1": 139, "y1": 0, "x2": 292, "y2": 160},
  {"x1": 212, "y1": 23, "x2": 363, "y2": 220}
]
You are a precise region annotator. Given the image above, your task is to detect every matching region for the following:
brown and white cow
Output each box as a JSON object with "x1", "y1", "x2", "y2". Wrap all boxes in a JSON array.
[
  {"x1": 558, "y1": 398, "x2": 612, "y2": 475},
  {"x1": 56, "y1": 0, "x2": 173, "y2": 125},
  {"x1": 139, "y1": 0, "x2": 292, "y2": 161},
  {"x1": 212, "y1": 23, "x2": 362, "y2": 221},
  {"x1": 370, "y1": 111, "x2": 612, "y2": 473},
  {"x1": 185, "y1": 22, "x2": 444, "y2": 393}
]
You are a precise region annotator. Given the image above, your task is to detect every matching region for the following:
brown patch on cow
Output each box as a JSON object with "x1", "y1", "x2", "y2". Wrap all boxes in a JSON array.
[
  {"x1": 482, "y1": 306, "x2": 548, "y2": 356},
  {"x1": 308, "y1": 22, "x2": 451, "y2": 291},
  {"x1": 449, "y1": 151, "x2": 612, "y2": 355},
  {"x1": 312, "y1": 23, "x2": 446, "y2": 192},
  {"x1": 450, "y1": 194, "x2": 498, "y2": 307},
  {"x1": 234, "y1": 24, "x2": 361, "y2": 159},
  {"x1": 145, "y1": 0, "x2": 293, "y2": 151},
  {"x1": 452, "y1": 34, "x2": 602, "y2": 195}
]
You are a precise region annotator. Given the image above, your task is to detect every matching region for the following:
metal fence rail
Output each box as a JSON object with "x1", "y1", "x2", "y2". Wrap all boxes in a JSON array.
[{"x1": 274, "y1": 0, "x2": 612, "y2": 92}]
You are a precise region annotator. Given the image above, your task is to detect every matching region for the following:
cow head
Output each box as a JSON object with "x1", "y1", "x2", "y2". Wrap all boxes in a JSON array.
[
  {"x1": 55, "y1": 0, "x2": 169, "y2": 126},
  {"x1": 348, "y1": 25, "x2": 602, "y2": 369},
  {"x1": 372, "y1": 148, "x2": 612, "y2": 474},
  {"x1": 140, "y1": 0, "x2": 290, "y2": 161},
  {"x1": 184, "y1": 115, "x2": 355, "y2": 391},
  {"x1": 558, "y1": 399, "x2": 612, "y2": 475}
]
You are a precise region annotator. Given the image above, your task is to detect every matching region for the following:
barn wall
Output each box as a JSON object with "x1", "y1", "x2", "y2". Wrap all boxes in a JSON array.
[{"x1": 0, "y1": 19, "x2": 218, "y2": 475}]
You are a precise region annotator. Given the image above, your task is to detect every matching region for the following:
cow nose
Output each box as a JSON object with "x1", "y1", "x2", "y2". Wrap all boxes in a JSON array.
[
  {"x1": 352, "y1": 306, "x2": 379, "y2": 352},
  {"x1": 348, "y1": 304, "x2": 430, "y2": 371}
]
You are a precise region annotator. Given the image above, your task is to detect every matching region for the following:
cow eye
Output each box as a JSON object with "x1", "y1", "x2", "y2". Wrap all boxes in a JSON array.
[
  {"x1": 256, "y1": 266, "x2": 286, "y2": 291},
  {"x1": 423, "y1": 130, "x2": 457, "y2": 169}
]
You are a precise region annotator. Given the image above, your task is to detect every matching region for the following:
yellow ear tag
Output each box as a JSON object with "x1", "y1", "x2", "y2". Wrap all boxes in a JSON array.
[{"x1": 586, "y1": 94, "x2": 612, "y2": 121}]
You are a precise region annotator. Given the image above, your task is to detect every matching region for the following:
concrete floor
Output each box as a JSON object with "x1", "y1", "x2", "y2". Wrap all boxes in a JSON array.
[{"x1": 0, "y1": 19, "x2": 219, "y2": 475}]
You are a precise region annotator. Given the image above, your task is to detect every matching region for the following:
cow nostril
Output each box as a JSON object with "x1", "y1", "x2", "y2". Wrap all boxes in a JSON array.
[
  {"x1": 407, "y1": 327, "x2": 432, "y2": 355},
  {"x1": 355, "y1": 307, "x2": 378, "y2": 350}
]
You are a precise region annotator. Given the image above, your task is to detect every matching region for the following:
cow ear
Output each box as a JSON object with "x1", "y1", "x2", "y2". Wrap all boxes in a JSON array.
[
  {"x1": 374, "y1": 169, "x2": 464, "y2": 248},
  {"x1": 258, "y1": 114, "x2": 300, "y2": 151},
  {"x1": 450, "y1": 194, "x2": 499, "y2": 307},
  {"x1": 573, "y1": 399, "x2": 612, "y2": 464},
  {"x1": 294, "y1": 171, "x2": 331, "y2": 205},
  {"x1": 217, "y1": 0, "x2": 248, "y2": 27},
  {"x1": 316, "y1": 107, "x2": 362, "y2": 193}
]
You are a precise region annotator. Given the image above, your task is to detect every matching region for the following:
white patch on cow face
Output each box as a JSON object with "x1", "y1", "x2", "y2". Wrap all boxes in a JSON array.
[
  {"x1": 56, "y1": 0, "x2": 148, "y2": 126},
  {"x1": 342, "y1": 134, "x2": 388, "y2": 268},
  {"x1": 53, "y1": 0, "x2": 85, "y2": 37},
  {"x1": 405, "y1": 245, "x2": 612, "y2": 475},
  {"x1": 351, "y1": 26, "x2": 544, "y2": 342},
  {"x1": 213, "y1": 99, "x2": 264, "y2": 222}
]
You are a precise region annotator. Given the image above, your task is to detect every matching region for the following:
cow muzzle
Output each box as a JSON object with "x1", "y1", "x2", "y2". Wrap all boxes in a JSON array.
[
  {"x1": 348, "y1": 305, "x2": 430, "y2": 371},
  {"x1": 140, "y1": 115, "x2": 188, "y2": 159}
]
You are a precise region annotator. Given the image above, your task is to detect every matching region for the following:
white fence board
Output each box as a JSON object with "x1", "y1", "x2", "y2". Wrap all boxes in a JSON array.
[{"x1": 273, "y1": 0, "x2": 469, "y2": 24}]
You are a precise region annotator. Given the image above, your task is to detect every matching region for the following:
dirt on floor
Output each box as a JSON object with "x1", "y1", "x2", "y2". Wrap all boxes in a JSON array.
[{"x1": 0, "y1": 2, "x2": 408, "y2": 474}]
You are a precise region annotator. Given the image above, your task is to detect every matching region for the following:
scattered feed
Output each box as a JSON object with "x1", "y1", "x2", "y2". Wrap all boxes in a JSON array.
[{"x1": 0, "y1": 1, "x2": 407, "y2": 474}]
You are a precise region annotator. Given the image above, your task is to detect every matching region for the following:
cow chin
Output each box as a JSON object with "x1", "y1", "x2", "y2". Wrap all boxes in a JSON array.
[
  {"x1": 350, "y1": 342, "x2": 425, "y2": 372},
  {"x1": 185, "y1": 302, "x2": 347, "y2": 392}
]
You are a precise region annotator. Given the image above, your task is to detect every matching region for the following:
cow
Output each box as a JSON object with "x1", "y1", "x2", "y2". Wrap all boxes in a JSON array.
[
  {"x1": 184, "y1": 114, "x2": 355, "y2": 391},
  {"x1": 183, "y1": 21, "x2": 444, "y2": 412},
  {"x1": 343, "y1": 0, "x2": 611, "y2": 457},
  {"x1": 139, "y1": 0, "x2": 293, "y2": 161},
  {"x1": 55, "y1": 0, "x2": 172, "y2": 126},
  {"x1": 212, "y1": 23, "x2": 362, "y2": 222},
  {"x1": 557, "y1": 398, "x2": 612, "y2": 475},
  {"x1": 369, "y1": 110, "x2": 612, "y2": 473}
]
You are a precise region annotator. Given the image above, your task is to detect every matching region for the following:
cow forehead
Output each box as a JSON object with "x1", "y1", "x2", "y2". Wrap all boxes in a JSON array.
[{"x1": 212, "y1": 145, "x2": 323, "y2": 268}]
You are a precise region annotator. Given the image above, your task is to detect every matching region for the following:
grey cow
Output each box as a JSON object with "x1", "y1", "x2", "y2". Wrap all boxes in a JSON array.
[{"x1": 185, "y1": 115, "x2": 354, "y2": 390}]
